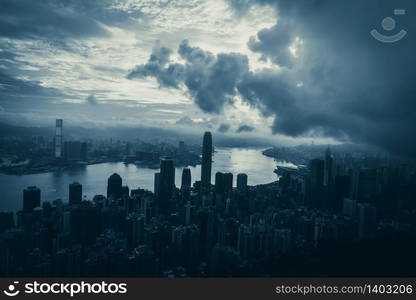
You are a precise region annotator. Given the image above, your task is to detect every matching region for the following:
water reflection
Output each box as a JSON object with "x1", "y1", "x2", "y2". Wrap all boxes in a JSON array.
[{"x1": 0, "y1": 147, "x2": 279, "y2": 211}]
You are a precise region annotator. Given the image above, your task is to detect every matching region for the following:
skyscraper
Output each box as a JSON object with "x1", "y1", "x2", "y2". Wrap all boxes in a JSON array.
[
  {"x1": 54, "y1": 119, "x2": 63, "y2": 159},
  {"x1": 309, "y1": 159, "x2": 325, "y2": 209},
  {"x1": 181, "y1": 168, "x2": 191, "y2": 188},
  {"x1": 159, "y1": 158, "x2": 175, "y2": 215},
  {"x1": 215, "y1": 172, "x2": 233, "y2": 196},
  {"x1": 237, "y1": 173, "x2": 248, "y2": 191},
  {"x1": 201, "y1": 131, "x2": 212, "y2": 192},
  {"x1": 215, "y1": 172, "x2": 225, "y2": 195},
  {"x1": 23, "y1": 186, "x2": 41, "y2": 211},
  {"x1": 69, "y1": 182, "x2": 82, "y2": 205},
  {"x1": 107, "y1": 173, "x2": 122, "y2": 199},
  {"x1": 324, "y1": 146, "x2": 333, "y2": 186},
  {"x1": 181, "y1": 168, "x2": 192, "y2": 205},
  {"x1": 154, "y1": 172, "x2": 160, "y2": 198},
  {"x1": 223, "y1": 173, "x2": 233, "y2": 194}
]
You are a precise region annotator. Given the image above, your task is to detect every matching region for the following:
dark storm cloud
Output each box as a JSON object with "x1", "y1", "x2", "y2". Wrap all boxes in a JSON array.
[
  {"x1": 0, "y1": 0, "x2": 110, "y2": 40},
  {"x1": 248, "y1": 22, "x2": 296, "y2": 68},
  {"x1": 217, "y1": 123, "x2": 230, "y2": 133},
  {"x1": 127, "y1": 44, "x2": 185, "y2": 88},
  {"x1": 236, "y1": 125, "x2": 254, "y2": 133},
  {"x1": 128, "y1": 40, "x2": 249, "y2": 113},
  {"x1": 242, "y1": 0, "x2": 416, "y2": 156},
  {"x1": 128, "y1": 0, "x2": 416, "y2": 156},
  {"x1": 234, "y1": 0, "x2": 416, "y2": 157}
]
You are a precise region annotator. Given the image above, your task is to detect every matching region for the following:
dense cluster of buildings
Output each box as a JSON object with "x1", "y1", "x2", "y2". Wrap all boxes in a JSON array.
[
  {"x1": 0, "y1": 119, "x2": 200, "y2": 174},
  {"x1": 0, "y1": 131, "x2": 415, "y2": 277}
]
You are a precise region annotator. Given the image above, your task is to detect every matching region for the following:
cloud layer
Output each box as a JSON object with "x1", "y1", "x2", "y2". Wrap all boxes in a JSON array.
[
  {"x1": 128, "y1": 40, "x2": 249, "y2": 113},
  {"x1": 128, "y1": 0, "x2": 416, "y2": 156}
]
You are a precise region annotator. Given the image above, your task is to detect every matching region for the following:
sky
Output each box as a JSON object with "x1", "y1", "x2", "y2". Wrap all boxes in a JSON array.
[{"x1": 0, "y1": 0, "x2": 415, "y2": 156}]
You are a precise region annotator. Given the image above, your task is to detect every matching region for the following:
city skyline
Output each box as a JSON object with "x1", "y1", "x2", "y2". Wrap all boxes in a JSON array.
[
  {"x1": 1, "y1": 129, "x2": 415, "y2": 277},
  {"x1": 1, "y1": 0, "x2": 416, "y2": 283}
]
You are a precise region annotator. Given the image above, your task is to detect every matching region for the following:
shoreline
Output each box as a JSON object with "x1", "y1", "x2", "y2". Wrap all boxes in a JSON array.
[{"x1": 0, "y1": 159, "x2": 201, "y2": 176}]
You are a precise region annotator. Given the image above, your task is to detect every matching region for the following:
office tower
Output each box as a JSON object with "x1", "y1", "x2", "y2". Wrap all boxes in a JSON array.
[
  {"x1": 215, "y1": 172, "x2": 225, "y2": 195},
  {"x1": 237, "y1": 173, "x2": 248, "y2": 191},
  {"x1": 107, "y1": 173, "x2": 122, "y2": 199},
  {"x1": 23, "y1": 186, "x2": 41, "y2": 211},
  {"x1": 215, "y1": 172, "x2": 233, "y2": 195},
  {"x1": 158, "y1": 158, "x2": 175, "y2": 215},
  {"x1": 323, "y1": 146, "x2": 333, "y2": 186},
  {"x1": 309, "y1": 159, "x2": 324, "y2": 208},
  {"x1": 181, "y1": 168, "x2": 191, "y2": 188},
  {"x1": 201, "y1": 131, "x2": 212, "y2": 191},
  {"x1": 69, "y1": 182, "x2": 82, "y2": 205},
  {"x1": 54, "y1": 119, "x2": 63, "y2": 159},
  {"x1": 154, "y1": 172, "x2": 160, "y2": 198},
  {"x1": 223, "y1": 173, "x2": 233, "y2": 193},
  {"x1": 181, "y1": 168, "x2": 191, "y2": 204}
]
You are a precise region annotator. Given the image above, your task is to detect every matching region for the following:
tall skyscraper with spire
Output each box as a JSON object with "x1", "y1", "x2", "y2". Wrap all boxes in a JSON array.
[{"x1": 201, "y1": 131, "x2": 212, "y2": 192}]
